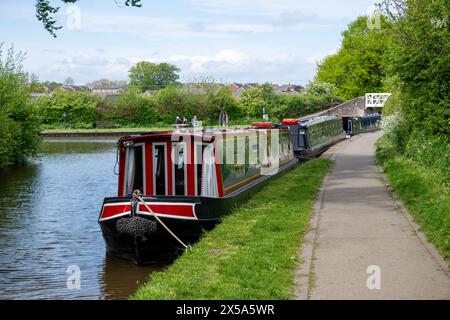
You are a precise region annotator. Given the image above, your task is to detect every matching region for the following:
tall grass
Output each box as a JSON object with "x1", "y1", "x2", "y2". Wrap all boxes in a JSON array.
[{"x1": 377, "y1": 113, "x2": 450, "y2": 263}]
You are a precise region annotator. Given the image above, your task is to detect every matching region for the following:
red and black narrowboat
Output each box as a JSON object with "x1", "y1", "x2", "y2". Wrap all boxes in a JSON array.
[{"x1": 98, "y1": 124, "x2": 297, "y2": 264}]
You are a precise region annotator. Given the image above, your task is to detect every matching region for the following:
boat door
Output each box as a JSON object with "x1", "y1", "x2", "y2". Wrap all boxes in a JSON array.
[
  {"x1": 152, "y1": 143, "x2": 168, "y2": 195},
  {"x1": 172, "y1": 142, "x2": 187, "y2": 195},
  {"x1": 347, "y1": 120, "x2": 353, "y2": 135},
  {"x1": 297, "y1": 127, "x2": 307, "y2": 149},
  {"x1": 123, "y1": 143, "x2": 145, "y2": 196}
]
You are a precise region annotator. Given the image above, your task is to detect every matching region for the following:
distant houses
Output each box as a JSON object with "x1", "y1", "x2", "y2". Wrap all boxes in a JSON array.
[
  {"x1": 30, "y1": 83, "x2": 123, "y2": 99},
  {"x1": 91, "y1": 83, "x2": 123, "y2": 98},
  {"x1": 31, "y1": 81, "x2": 304, "y2": 100}
]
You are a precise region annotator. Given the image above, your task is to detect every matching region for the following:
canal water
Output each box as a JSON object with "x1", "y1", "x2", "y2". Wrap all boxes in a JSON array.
[{"x1": 0, "y1": 137, "x2": 162, "y2": 299}]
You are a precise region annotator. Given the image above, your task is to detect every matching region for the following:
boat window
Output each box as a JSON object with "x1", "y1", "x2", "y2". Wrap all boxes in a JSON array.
[
  {"x1": 153, "y1": 144, "x2": 167, "y2": 196},
  {"x1": 124, "y1": 144, "x2": 144, "y2": 196},
  {"x1": 173, "y1": 143, "x2": 186, "y2": 195},
  {"x1": 202, "y1": 144, "x2": 218, "y2": 197},
  {"x1": 195, "y1": 143, "x2": 207, "y2": 196},
  {"x1": 220, "y1": 135, "x2": 261, "y2": 192}
]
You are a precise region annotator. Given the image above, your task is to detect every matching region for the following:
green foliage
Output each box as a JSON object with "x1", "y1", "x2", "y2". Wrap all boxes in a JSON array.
[
  {"x1": 240, "y1": 84, "x2": 342, "y2": 119},
  {"x1": 112, "y1": 86, "x2": 158, "y2": 125},
  {"x1": 316, "y1": 16, "x2": 388, "y2": 99},
  {"x1": 153, "y1": 85, "x2": 243, "y2": 124},
  {"x1": 0, "y1": 44, "x2": 40, "y2": 167},
  {"x1": 132, "y1": 159, "x2": 332, "y2": 299},
  {"x1": 35, "y1": 90, "x2": 100, "y2": 128},
  {"x1": 302, "y1": 80, "x2": 337, "y2": 96},
  {"x1": 381, "y1": 0, "x2": 450, "y2": 137},
  {"x1": 380, "y1": 112, "x2": 409, "y2": 153},
  {"x1": 207, "y1": 86, "x2": 242, "y2": 120},
  {"x1": 34, "y1": 83, "x2": 343, "y2": 129},
  {"x1": 240, "y1": 87, "x2": 264, "y2": 117},
  {"x1": 129, "y1": 61, "x2": 180, "y2": 92},
  {"x1": 381, "y1": 90, "x2": 401, "y2": 116}
]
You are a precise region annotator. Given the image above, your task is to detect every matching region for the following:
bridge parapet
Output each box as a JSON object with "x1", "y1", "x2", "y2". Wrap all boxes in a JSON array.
[
  {"x1": 365, "y1": 93, "x2": 391, "y2": 108},
  {"x1": 301, "y1": 93, "x2": 391, "y2": 120}
]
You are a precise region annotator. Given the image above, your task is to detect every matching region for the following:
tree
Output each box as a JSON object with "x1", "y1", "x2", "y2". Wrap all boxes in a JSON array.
[
  {"x1": 0, "y1": 44, "x2": 40, "y2": 167},
  {"x1": 86, "y1": 79, "x2": 128, "y2": 89},
  {"x1": 240, "y1": 88, "x2": 264, "y2": 117},
  {"x1": 36, "y1": 0, "x2": 142, "y2": 37},
  {"x1": 64, "y1": 77, "x2": 75, "y2": 85},
  {"x1": 381, "y1": 0, "x2": 450, "y2": 136},
  {"x1": 302, "y1": 81, "x2": 337, "y2": 96},
  {"x1": 316, "y1": 16, "x2": 388, "y2": 100},
  {"x1": 129, "y1": 61, "x2": 180, "y2": 92}
]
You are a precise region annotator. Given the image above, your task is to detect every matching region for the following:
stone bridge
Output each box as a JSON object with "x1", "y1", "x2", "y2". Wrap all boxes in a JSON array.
[{"x1": 301, "y1": 96, "x2": 381, "y2": 120}]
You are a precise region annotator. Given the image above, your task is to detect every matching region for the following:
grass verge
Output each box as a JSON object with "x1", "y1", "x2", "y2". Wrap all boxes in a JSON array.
[
  {"x1": 39, "y1": 125, "x2": 249, "y2": 134},
  {"x1": 376, "y1": 136, "x2": 450, "y2": 264},
  {"x1": 131, "y1": 159, "x2": 332, "y2": 299}
]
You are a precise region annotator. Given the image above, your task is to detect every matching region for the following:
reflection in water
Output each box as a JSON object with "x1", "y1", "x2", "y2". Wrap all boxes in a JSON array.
[
  {"x1": 0, "y1": 138, "x2": 164, "y2": 299},
  {"x1": 101, "y1": 255, "x2": 163, "y2": 300}
]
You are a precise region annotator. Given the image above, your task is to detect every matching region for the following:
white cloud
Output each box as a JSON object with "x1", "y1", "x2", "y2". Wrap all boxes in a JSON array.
[
  {"x1": 73, "y1": 11, "x2": 331, "y2": 39},
  {"x1": 145, "y1": 49, "x2": 317, "y2": 84},
  {"x1": 29, "y1": 49, "x2": 318, "y2": 85},
  {"x1": 188, "y1": 0, "x2": 378, "y2": 19}
]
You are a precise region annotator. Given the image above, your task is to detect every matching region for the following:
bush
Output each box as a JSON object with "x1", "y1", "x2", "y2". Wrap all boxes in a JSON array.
[
  {"x1": 380, "y1": 112, "x2": 409, "y2": 153},
  {"x1": 403, "y1": 132, "x2": 450, "y2": 182},
  {"x1": 239, "y1": 84, "x2": 342, "y2": 120},
  {"x1": 32, "y1": 83, "x2": 343, "y2": 130},
  {"x1": 36, "y1": 90, "x2": 100, "y2": 128},
  {"x1": 154, "y1": 85, "x2": 242, "y2": 125},
  {"x1": 0, "y1": 44, "x2": 40, "y2": 167},
  {"x1": 113, "y1": 87, "x2": 158, "y2": 125}
]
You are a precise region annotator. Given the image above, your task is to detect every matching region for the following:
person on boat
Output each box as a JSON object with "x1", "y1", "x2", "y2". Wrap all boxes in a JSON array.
[
  {"x1": 219, "y1": 108, "x2": 228, "y2": 127},
  {"x1": 175, "y1": 116, "x2": 182, "y2": 129},
  {"x1": 191, "y1": 116, "x2": 198, "y2": 127}
]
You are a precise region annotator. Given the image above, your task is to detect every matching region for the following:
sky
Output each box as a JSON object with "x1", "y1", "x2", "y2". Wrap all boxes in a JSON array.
[{"x1": 0, "y1": 0, "x2": 379, "y2": 85}]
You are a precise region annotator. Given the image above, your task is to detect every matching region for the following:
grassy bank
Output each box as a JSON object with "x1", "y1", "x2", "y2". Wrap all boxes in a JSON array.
[
  {"x1": 132, "y1": 159, "x2": 331, "y2": 299},
  {"x1": 39, "y1": 124, "x2": 252, "y2": 134},
  {"x1": 376, "y1": 135, "x2": 450, "y2": 264}
]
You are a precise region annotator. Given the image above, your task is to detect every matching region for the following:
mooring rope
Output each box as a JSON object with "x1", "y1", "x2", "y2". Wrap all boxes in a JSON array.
[{"x1": 132, "y1": 190, "x2": 189, "y2": 249}]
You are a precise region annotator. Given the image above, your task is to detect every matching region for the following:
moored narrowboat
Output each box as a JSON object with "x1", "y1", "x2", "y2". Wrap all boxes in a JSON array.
[
  {"x1": 342, "y1": 114, "x2": 381, "y2": 136},
  {"x1": 281, "y1": 116, "x2": 345, "y2": 159},
  {"x1": 98, "y1": 124, "x2": 297, "y2": 264}
]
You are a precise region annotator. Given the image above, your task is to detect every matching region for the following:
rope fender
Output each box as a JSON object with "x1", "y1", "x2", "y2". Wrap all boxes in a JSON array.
[
  {"x1": 116, "y1": 215, "x2": 157, "y2": 238},
  {"x1": 129, "y1": 190, "x2": 189, "y2": 249}
]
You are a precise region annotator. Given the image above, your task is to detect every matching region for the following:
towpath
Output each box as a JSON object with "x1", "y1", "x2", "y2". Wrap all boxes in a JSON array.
[{"x1": 295, "y1": 131, "x2": 450, "y2": 299}]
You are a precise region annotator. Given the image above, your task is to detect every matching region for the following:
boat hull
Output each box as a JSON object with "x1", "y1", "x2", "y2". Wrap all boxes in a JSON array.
[{"x1": 99, "y1": 159, "x2": 298, "y2": 264}]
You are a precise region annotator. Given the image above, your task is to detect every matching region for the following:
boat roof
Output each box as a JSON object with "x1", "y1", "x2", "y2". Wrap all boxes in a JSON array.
[
  {"x1": 299, "y1": 115, "x2": 339, "y2": 127},
  {"x1": 342, "y1": 113, "x2": 381, "y2": 119},
  {"x1": 118, "y1": 126, "x2": 286, "y2": 143}
]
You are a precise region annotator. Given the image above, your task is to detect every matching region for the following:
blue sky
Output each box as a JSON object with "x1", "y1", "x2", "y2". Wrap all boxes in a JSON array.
[{"x1": 0, "y1": 0, "x2": 378, "y2": 85}]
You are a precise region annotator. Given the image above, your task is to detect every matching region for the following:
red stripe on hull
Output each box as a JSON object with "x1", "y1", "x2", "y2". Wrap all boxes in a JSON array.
[
  {"x1": 99, "y1": 202, "x2": 197, "y2": 222},
  {"x1": 100, "y1": 203, "x2": 132, "y2": 221},
  {"x1": 137, "y1": 203, "x2": 196, "y2": 219}
]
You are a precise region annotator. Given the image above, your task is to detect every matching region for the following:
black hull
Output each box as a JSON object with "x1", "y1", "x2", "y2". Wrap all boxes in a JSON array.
[
  {"x1": 100, "y1": 218, "x2": 216, "y2": 264},
  {"x1": 295, "y1": 136, "x2": 345, "y2": 160},
  {"x1": 99, "y1": 159, "x2": 298, "y2": 264}
]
